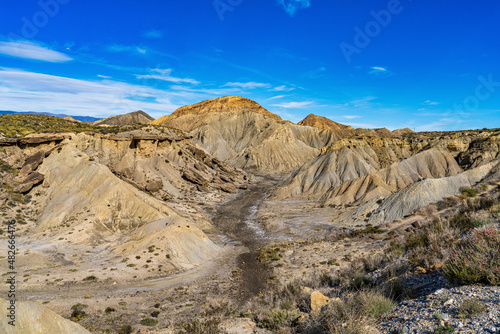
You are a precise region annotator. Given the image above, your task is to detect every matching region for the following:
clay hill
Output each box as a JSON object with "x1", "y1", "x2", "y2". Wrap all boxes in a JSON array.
[
  {"x1": 298, "y1": 113, "x2": 352, "y2": 130},
  {"x1": 93, "y1": 110, "x2": 154, "y2": 126},
  {"x1": 153, "y1": 96, "x2": 398, "y2": 173}
]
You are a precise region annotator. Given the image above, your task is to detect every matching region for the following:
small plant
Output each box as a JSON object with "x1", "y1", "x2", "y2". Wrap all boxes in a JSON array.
[
  {"x1": 139, "y1": 318, "x2": 158, "y2": 327},
  {"x1": 257, "y1": 309, "x2": 301, "y2": 330},
  {"x1": 70, "y1": 303, "x2": 88, "y2": 322},
  {"x1": 458, "y1": 299, "x2": 487, "y2": 318},
  {"x1": 82, "y1": 275, "x2": 98, "y2": 281},
  {"x1": 176, "y1": 318, "x2": 225, "y2": 334},
  {"x1": 461, "y1": 188, "x2": 477, "y2": 198},
  {"x1": 434, "y1": 324, "x2": 455, "y2": 333},
  {"x1": 105, "y1": 307, "x2": 116, "y2": 314}
]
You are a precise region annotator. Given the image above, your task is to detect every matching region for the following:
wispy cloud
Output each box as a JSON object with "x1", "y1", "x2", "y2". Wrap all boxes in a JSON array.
[
  {"x1": 415, "y1": 117, "x2": 473, "y2": 131},
  {"x1": 144, "y1": 29, "x2": 162, "y2": 39},
  {"x1": 424, "y1": 99, "x2": 440, "y2": 106},
  {"x1": 97, "y1": 74, "x2": 111, "y2": 79},
  {"x1": 266, "y1": 95, "x2": 287, "y2": 100},
  {"x1": 369, "y1": 66, "x2": 390, "y2": 76},
  {"x1": 0, "y1": 41, "x2": 72, "y2": 62},
  {"x1": 276, "y1": 0, "x2": 312, "y2": 16},
  {"x1": 304, "y1": 66, "x2": 326, "y2": 79},
  {"x1": 342, "y1": 115, "x2": 361, "y2": 119},
  {"x1": 107, "y1": 44, "x2": 147, "y2": 55},
  {"x1": 136, "y1": 68, "x2": 199, "y2": 85},
  {"x1": 271, "y1": 85, "x2": 295, "y2": 92},
  {"x1": 272, "y1": 101, "x2": 312, "y2": 108},
  {"x1": 222, "y1": 82, "x2": 271, "y2": 89}
]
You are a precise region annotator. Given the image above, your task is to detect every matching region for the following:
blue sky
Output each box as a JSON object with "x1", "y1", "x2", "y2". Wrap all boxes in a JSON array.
[{"x1": 1, "y1": 0, "x2": 499, "y2": 131}]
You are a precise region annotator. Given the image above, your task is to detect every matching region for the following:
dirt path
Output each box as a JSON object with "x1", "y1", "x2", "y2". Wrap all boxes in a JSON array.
[{"x1": 211, "y1": 174, "x2": 279, "y2": 301}]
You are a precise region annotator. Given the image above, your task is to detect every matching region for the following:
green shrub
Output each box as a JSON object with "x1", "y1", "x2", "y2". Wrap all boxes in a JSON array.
[
  {"x1": 139, "y1": 318, "x2": 158, "y2": 327},
  {"x1": 458, "y1": 299, "x2": 487, "y2": 318},
  {"x1": 444, "y1": 226, "x2": 500, "y2": 285},
  {"x1": 461, "y1": 188, "x2": 477, "y2": 198},
  {"x1": 70, "y1": 303, "x2": 88, "y2": 321}
]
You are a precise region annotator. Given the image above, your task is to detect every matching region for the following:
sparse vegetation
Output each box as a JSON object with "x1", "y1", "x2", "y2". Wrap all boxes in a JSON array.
[
  {"x1": 70, "y1": 303, "x2": 88, "y2": 322},
  {"x1": 444, "y1": 226, "x2": 500, "y2": 285},
  {"x1": 458, "y1": 299, "x2": 487, "y2": 318},
  {"x1": 139, "y1": 317, "x2": 158, "y2": 327}
]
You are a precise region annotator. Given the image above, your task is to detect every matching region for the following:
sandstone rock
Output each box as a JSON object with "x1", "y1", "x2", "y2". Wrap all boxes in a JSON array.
[
  {"x1": 145, "y1": 179, "x2": 163, "y2": 192},
  {"x1": 0, "y1": 298, "x2": 90, "y2": 334},
  {"x1": 310, "y1": 291, "x2": 330, "y2": 313},
  {"x1": 14, "y1": 171, "x2": 44, "y2": 193},
  {"x1": 182, "y1": 169, "x2": 208, "y2": 186},
  {"x1": 19, "y1": 150, "x2": 44, "y2": 177},
  {"x1": 216, "y1": 182, "x2": 238, "y2": 193}
]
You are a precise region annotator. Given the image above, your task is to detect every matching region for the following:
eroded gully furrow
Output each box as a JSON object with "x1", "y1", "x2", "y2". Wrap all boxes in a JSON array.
[{"x1": 211, "y1": 175, "x2": 280, "y2": 301}]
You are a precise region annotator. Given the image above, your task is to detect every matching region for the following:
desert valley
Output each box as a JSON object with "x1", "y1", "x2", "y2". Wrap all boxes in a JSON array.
[{"x1": 0, "y1": 96, "x2": 499, "y2": 334}]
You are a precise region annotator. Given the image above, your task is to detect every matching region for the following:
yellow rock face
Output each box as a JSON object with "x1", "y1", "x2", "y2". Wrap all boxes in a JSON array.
[{"x1": 0, "y1": 298, "x2": 90, "y2": 334}]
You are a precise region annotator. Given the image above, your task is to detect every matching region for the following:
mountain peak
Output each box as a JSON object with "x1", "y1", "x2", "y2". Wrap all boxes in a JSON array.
[
  {"x1": 152, "y1": 96, "x2": 281, "y2": 125},
  {"x1": 93, "y1": 110, "x2": 154, "y2": 126},
  {"x1": 298, "y1": 114, "x2": 352, "y2": 130}
]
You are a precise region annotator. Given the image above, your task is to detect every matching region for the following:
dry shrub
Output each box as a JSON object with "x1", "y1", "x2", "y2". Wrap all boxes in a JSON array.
[{"x1": 444, "y1": 226, "x2": 500, "y2": 285}]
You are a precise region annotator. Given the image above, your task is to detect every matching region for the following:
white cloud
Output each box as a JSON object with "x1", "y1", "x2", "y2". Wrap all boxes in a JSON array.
[
  {"x1": 222, "y1": 82, "x2": 271, "y2": 89},
  {"x1": 144, "y1": 29, "x2": 162, "y2": 39},
  {"x1": 369, "y1": 66, "x2": 390, "y2": 76},
  {"x1": 342, "y1": 115, "x2": 361, "y2": 119},
  {"x1": 266, "y1": 95, "x2": 287, "y2": 100},
  {"x1": 136, "y1": 68, "x2": 199, "y2": 85},
  {"x1": 97, "y1": 74, "x2": 111, "y2": 79},
  {"x1": 271, "y1": 85, "x2": 295, "y2": 92},
  {"x1": 107, "y1": 44, "x2": 147, "y2": 55},
  {"x1": 276, "y1": 0, "x2": 312, "y2": 16},
  {"x1": 0, "y1": 41, "x2": 72, "y2": 62},
  {"x1": 424, "y1": 99, "x2": 440, "y2": 106},
  {"x1": 272, "y1": 101, "x2": 312, "y2": 108},
  {"x1": 0, "y1": 68, "x2": 181, "y2": 117}
]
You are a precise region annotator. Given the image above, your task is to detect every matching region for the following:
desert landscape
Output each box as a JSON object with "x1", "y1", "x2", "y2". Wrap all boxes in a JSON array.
[
  {"x1": 2, "y1": 1, "x2": 500, "y2": 333},
  {"x1": 0, "y1": 96, "x2": 499, "y2": 333}
]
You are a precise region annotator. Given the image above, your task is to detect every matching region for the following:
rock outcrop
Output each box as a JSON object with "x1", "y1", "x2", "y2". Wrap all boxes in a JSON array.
[{"x1": 0, "y1": 298, "x2": 90, "y2": 334}]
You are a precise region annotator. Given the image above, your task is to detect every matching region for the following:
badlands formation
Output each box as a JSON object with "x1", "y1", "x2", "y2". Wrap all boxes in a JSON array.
[{"x1": 0, "y1": 96, "x2": 499, "y2": 333}]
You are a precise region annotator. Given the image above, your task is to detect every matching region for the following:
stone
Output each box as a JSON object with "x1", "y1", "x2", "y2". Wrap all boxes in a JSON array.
[
  {"x1": 13, "y1": 172, "x2": 44, "y2": 193},
  {"x1": 182, "y1": 169, "x2": 208, "y2": 186},
  {"x1": 310, "y1": 291, "x2": 330, "y2": 313},
  {"x1": 19, "y1": 150, "x2": 45, "y2": 177}
]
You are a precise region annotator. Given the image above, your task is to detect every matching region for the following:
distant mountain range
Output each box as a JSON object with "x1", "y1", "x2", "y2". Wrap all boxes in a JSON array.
[{"x1": 0, "y1": 110, "x2": 102, "y2": 123}]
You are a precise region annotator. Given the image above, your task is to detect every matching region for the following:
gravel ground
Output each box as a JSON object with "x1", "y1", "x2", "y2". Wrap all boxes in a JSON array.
[{"x1": 377, "y1": 272, "x2": 500, "y2": 333}]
